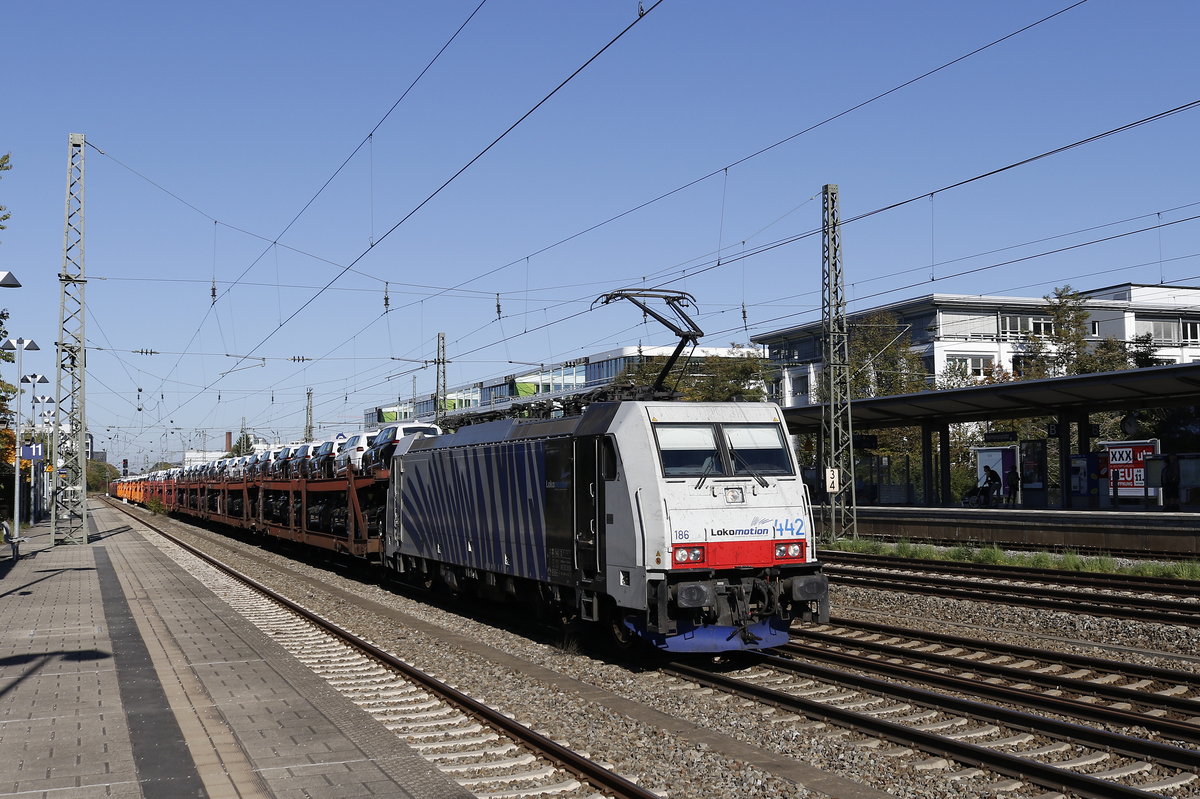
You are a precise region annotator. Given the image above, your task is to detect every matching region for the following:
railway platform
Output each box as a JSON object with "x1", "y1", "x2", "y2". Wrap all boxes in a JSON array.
[{"x1": 0, "y1": 505, "x2": 471, "y2": 799}]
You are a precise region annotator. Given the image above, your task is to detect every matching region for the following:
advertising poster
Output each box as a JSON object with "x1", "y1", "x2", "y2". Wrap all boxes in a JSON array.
[
  {"x1": 1019, "y1": 440, "x2": 1046, "y2": 490},
  {"x1": 1102, "y1": 440, "x2": 1159, "y2": 497}
]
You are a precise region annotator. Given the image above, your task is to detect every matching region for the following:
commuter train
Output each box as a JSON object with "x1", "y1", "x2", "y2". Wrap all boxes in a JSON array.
[{"x1": 112, "y1": 400, "x2": 829, "y2": 653}]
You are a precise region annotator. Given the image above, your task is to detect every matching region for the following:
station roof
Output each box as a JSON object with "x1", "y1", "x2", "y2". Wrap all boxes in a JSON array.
[{"x1": 781, "y1": 361, "x2": 1200, "y2": 432}]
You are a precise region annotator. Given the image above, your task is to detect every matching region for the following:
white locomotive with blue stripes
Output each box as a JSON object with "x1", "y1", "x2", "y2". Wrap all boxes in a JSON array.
[{"x1": 383, "y1": 400, "x2": 829, "y2": 653}]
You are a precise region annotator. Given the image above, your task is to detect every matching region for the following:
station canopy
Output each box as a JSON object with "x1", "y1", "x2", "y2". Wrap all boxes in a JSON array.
[{"x1": 781, "y1": 361, "x2": 1200, "y2": 432}]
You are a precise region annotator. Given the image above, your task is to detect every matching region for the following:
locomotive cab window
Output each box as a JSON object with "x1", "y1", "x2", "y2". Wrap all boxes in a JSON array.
[
  {"x1": 724, "y1": 424, "x2": 793, "y2": 476},
  {"x1": 654, "y1": 424, "x2": 726, "y2": 477},
  {"x1": 600, "y1": 435, "x2": 619, "y2": 481}
]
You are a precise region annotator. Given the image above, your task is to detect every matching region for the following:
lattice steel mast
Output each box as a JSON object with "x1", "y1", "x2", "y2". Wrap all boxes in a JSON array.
[
  {"x1": 435, "y1": 333, "x2": 447, "y2": 425},
  {"x1": 52, "y1": 133, "x2": 89, "y2": 545},
  {"x1": 820, "y1": 184, "x2": 857, "y2": 542},
  {"x1": 304, "y1": 389, "x2": 314, "y2": 441}
]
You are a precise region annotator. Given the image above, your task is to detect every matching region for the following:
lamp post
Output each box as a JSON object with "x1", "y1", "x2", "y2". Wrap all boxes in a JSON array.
[
  {"x1": 22, "y1": 378, "x2": 50, "y2": 441},
  {"x1": 3, "y1": 338, "x2": 40, "y2": 541},
  {"x1": 25, "y1": 390, "x2": 53, "y2": 525},
  {"x1": 20, "y1": 376, "x2": 50, "y2": 471},
  {"x1": 33, "y1": 396, "x2": 55, "y2": 431}
]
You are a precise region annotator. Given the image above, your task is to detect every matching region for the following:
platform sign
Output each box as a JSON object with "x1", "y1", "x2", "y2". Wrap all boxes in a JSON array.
[{"x1": 1101, "y1": 439, "x2": 1159, "y2": 496}]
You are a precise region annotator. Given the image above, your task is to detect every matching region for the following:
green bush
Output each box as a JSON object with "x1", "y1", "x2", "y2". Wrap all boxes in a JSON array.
[
  {"x1": 946, "y1": 545, "x2": 975, "y2": 561},
  {"x1": 1084, "y1": 555, "x2": 1118, "y2": 574},
  {"x1": 1059, "y1": 550, "x2": 1085, "y2": 571},
  {"x1": 911, "y1": 544, "x2": 940, "y2": 560},
  {"x1": 1026, "y1": 551, "x2": 1055, "y2": 569},
  {"x1": 973, "y1": 545, "x2": 1005, "y2": 565},
  {"x1": 145, "y1": 498, "x2": 166, "y2": 516}
]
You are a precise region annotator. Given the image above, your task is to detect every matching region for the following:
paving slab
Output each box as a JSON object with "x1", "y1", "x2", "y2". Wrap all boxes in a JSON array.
[{"x1": 0, "y1": 506, "x2": 470, "y2": 799}]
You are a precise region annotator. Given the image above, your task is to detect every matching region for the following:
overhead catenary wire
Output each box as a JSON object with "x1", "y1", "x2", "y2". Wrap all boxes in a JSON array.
[
  {"x1": 122, "y1": 199, "x2": 1200, "y2": 453},
  {"x1": 87, "y1": 1, "x2": 492, "y2": 425},
  {"x1": 365, "y1": 1, "x2": 1094, "y2": 321},
  {"x1": 98, "y1": 4, "x2": 1200, "y2": 460},
  {"x1": 141, "y1": 3, "x2": 666, "y2": 433},
  {"x1": 92, "y1": 0, "x2": 1084, "y2": 453},
  {"x1": 109, "y1": 129, "x2": 1200, "y2": 460}
]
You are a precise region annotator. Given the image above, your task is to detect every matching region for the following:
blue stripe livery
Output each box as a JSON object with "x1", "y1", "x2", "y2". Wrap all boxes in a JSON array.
[{"x1": 400, "y1": 441, "x2": 550, "y2": 581}]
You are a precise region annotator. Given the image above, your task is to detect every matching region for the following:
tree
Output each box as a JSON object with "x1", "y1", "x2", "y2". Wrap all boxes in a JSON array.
[
  {"x1": 1128, "y1": 333, "x2": 1160, "y2": 368},
  {"x1": 0, "y1": 155, "x2": 13, "y2": 447},
  {"x1": 838, "y1": 312, "x2": 935, "y2": 477},
  {"x1": 615, "y1": 345, "x2": 769, "y2": 402},
  {"x1": 1041, "y1": 285, "x2": 1091, "y2": 376},
  {"x1": 227, "y1": 433, "x2": 255, "y2": 457},
  {"x1": 0, "y1": 153, "x2": 11, "y2": 235},
  {"x1": 1010, "y1": 332, "x2": 1050, "y2": 380},
  {"x1": 847, "y1": 312, "x2": 929, "y2": 399},
  {"x1": 87, "y1": 460, "x2": 120, "y2": 492},
  {"x1": 1079, "y1": 336, "x2": 1134, "y2": 373}
]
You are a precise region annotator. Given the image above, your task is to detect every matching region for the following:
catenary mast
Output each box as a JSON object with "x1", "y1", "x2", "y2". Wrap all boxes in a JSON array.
[
  {"x1": 820, "y1": 184, "x2": 857, "y2": 542},
  {"x1": 52, "y1": 133, "x2": 89, "y2": 545}
]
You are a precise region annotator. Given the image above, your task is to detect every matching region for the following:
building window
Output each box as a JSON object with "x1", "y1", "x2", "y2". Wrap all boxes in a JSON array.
[
  {"x1": 1184, "y1": 321, "x2": 1200, "y2": 343},
  {"x1": 1000, "y1": 315, "x2": 1025, "y2": 339},
  {"x1": 789, "y1": 374, "x2": 810, "y2": 397},
  {"x1": 1012, "y1": 355, "x2": 1040, "y2": 377},
  {"x1": 1090, "y1": 321, "x2": 1100, "y2": 336},
  {"x1": 946, "y1": 355, "x2": 993, "y2": 378},
  {"x1": 1135, "y1": 318, "x2": 1181, "y2": 343},
  {"x1": 1030, "y1": 317, "x2": 1054, "y2": 336},
  {"x1": 941, "y1": 311, "x2": 997, "y2": 340}
]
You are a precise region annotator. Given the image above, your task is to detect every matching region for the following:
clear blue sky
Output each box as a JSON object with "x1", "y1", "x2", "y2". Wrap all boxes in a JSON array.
[{"x1": 4, "y1": 1, "x2": 1198, "y2": 468}]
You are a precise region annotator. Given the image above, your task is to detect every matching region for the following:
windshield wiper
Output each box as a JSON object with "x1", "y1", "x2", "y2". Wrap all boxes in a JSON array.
[
  {"x1": 732, "y1": 450, "x2": 769, "y2": 488},
  {"x1": 694, "y1": 458, "x2": 716, "y2": 489}
]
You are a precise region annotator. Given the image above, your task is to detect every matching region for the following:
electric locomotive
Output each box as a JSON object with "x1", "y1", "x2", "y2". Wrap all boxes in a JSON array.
[{"x1": 383, "y1": 400, "x2": 828, "y2": 652}]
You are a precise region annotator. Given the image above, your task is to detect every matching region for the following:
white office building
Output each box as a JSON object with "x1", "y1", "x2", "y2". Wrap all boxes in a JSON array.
[
  {"x1": 365, "y1": 344, "x2": 749, "y2": 426},
  {"x1": 753, "y1": 283, "x2": 1200, "y2": 408}
]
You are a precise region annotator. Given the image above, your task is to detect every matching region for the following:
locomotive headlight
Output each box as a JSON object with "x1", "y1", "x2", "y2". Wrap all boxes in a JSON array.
[
  {"x1": 675, "y1": 548, "x2": 690, "y2": 563},
  {"x1": 775, "y1": 542, "x2": 804, "y2": 559},
  {"x1": 673, "y1": 546, "x2": 705, "y2": 565}
]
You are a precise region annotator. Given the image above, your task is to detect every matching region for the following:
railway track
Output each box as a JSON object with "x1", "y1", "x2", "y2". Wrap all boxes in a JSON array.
[
  {"x1": 843, "y1": 531, "x2": 1200, "y2": 564},
  {"x1": 104, "y1": 498, "x2": 658, "y2": 799},
  {"x1": 821, "y1": 550, "x2": 1200, "y2": 597},
  {"x1": 781, "y1": 630, "x2": 1200, "y2": 743},
  {"x1": 665, "y1": 651, "x2": 1200, "y2": 798},
  {"x1": 816, "y1": 616, "x2": 1200, "y2": 696},
  {"x1": 822, "y1": 559, "x2": 1200, "y2": 626}
]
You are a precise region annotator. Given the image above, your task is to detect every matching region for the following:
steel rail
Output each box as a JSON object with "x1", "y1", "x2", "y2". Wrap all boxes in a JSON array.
[
  {"x1": 820, "y1": 551, "x2": 1200, "y2": 597},
  {"x1": 782, "y1": 636, "x2": 1200, "y2": 743},
  {"x1": 103, "y1": 498, "x2": 660, "y2": 799},
  {"x1": 665, "y1": 658, "x2": 1193, "y2": 799},
  {"x1": 828, "y1": 571, "x2": 1200, "y2": 625},
  {"x1": 826, "y1": 532, "x2": 1200, "y2": 563},
  {"x1": 825, "y1": 566, "x2": 1199, "y2": 612},
  {"x1": 749, "y1": 650, "x2": 1200, "y2": 769},
  {"x1": 824, "y1": 616, "x2": 1200, "y2": 685}
]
